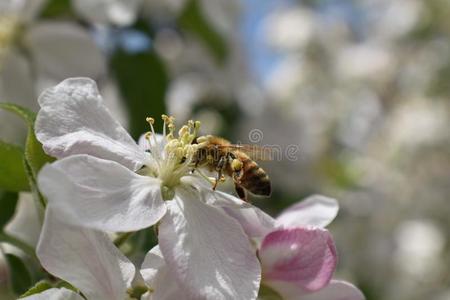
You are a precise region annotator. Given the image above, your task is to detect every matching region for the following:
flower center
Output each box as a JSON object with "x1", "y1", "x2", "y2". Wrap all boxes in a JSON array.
[{"x1": 141, "y1": 115, "x2": 201, "y2": 200}]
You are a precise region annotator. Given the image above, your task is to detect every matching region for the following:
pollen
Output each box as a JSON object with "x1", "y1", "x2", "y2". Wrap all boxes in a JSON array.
[
  {"x1": 231, "y1": 159, "x2": 243, "y2": 171},
  {"x1": 142, "y1": 115, "x2": 203, "y2": 194}
]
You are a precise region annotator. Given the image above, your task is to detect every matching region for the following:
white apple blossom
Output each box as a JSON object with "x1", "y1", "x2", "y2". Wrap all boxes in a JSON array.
[
  {"x1": 35, "y1": 77, "x2": 261, "y2": 300},
  {"x1": 137, "y1": 195, "x2": 364, "y2": 300}
]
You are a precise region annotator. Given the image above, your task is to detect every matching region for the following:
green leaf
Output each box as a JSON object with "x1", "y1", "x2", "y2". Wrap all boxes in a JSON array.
[
  {"x1": 0, "y1": 103, "x2": 54, "y2": 210},
  {"x1": 0, "y1": 141, "x2": 29, "y2": 191},
  {"x1": 111, "y1": 50, "x2": 168, "y2": 139},
  {"x1": 0, "y1": 103, "x2": 54, "y2": 174},
  {"x1": 19, "y1": 280, "x2": 52, "y2": 298},
  {"x1": 25, "y1": 129, "x2": 54, "y2": 179},
  {"x1": 0, "y1": 103, "x2": 36, "y2": 126},
  {"x1": 5, "y1": 254, "x2": 32, "y2": 295},
  {"x1": 0, "y1": 191, "x2": 18, "y2": 228},
  {"x1": 55, "y1": 281, "x2": 78, "y2": 293},
  {"x1": 23, "y1": 158, "x2": 47, "y2": 209},
  {"x1": 178, "y1": 0, "x2": 228, "y2": 64}
]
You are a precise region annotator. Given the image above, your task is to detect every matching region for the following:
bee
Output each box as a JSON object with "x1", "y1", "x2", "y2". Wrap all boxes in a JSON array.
[{"x1": 193, "y1": 135, "x2": 271, "y2": 201}]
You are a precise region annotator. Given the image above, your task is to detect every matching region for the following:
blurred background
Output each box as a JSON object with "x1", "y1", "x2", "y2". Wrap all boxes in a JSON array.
[{"x1": 0, "y1": 0, "x2": 449, "y2": 299}]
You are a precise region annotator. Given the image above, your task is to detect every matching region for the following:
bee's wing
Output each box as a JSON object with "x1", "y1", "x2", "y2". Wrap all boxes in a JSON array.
[{"x1": 216, "y1": 144, "x2": 273, "y2": 161}]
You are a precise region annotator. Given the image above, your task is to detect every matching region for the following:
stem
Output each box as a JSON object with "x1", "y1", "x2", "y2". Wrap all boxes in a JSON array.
[
  {"x1": 127, "y1": 286, "x2": 150, "y2": 299},
  {"x1": 0, "y1": 232, "x2": 37, "y2": 261},
  {"x1": 113, "y1": 232, "x2": 134, "y2": 247}
]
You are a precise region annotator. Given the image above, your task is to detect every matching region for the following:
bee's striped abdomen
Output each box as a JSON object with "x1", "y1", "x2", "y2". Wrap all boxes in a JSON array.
[{"x1": 240, "y1": 158, "x2": 271, "y2": 196}]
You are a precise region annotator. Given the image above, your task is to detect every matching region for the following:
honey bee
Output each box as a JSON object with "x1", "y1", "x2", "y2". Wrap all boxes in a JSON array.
[{"x1": 193, "y1": 135, "x2": 271, "y2": 201}]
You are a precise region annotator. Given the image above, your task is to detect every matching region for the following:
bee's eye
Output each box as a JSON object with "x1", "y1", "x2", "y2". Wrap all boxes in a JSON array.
[{"x1": 145, "y1": 149, "x2": 151, "y2": 153}]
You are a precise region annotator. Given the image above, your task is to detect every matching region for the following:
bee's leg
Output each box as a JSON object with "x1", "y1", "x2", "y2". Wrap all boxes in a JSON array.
[
  {"x1": 190, "y1": 160, "x2": 200, "y2": 174},
  {"x1": 232, "y1": 163, "x2": 248, "y2": 201},
  {"x1": 234, "y1": 183, "x2": 247, "y2": 202},
  {"x1": 213, "y1": 156, "x2": 227, "y2": 190},
  {"x1": 232, "y1": 167, "x2": 243, "y2": 184},
  {"x1": 231, "y1": 155, "x2": 244, "y2": 184},
  {"x1": 212, "y1": 170, "x2": 222, "y2": 190}
]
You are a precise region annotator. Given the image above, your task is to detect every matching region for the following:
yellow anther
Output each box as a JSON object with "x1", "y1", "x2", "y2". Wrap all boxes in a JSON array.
[
  {"x1": 144, "y1": 132, "x2": 152, "y2": 140},
  {"x1": 175, "y1": 147, "x2": 185, "y2": 160},
  {"x1": 190, "y1": 121, "x2": 201, "y2": 140},
  {"x1": 167, "y1": 123, "x2": 175, "y2": 138},
  {"x1": 146, "y1": 117, "x2": 155, "y2": 125},
  {"x1": 166, "y1": 139, "x2": 180, "y2": 149},
  {"x1": 178, "y1": 125, "x2": 189, "y2": 138},
  {"x1": 231, "y1": 159, "x2": 243, "y2": 171},
  {"x1": 162, "y1": 114, "x2": 175, "y2": 124},
  {"x1": 184, "y1": 144, "x2": 197, "y2": 157}
]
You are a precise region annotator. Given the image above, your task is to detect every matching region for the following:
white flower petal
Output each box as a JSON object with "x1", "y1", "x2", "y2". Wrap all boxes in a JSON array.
[
  {"x1": 141, "y1": 246, "x2": 184, "y2": 300},
  {"x1": 4, "y1": 192, "x2": 41, "y2": 247},
  {"x1": 37, "y1": 209, "x2": 135, "y2": 300},
  {"x1": 21, "y1": 287, "x2": 84, "y2": 300},
  {"x1": 223, "y1": 205, "x2": 276, "y2": 240},
  {"x1": 38, "y1": 155, "x2": 166, "y2": 232},
  {"x1": 299, "y1": 280, "x2": 365, "y2": 300},
  {"x1": 203, "y1": 188, "x2": 251, "y2": 208},
  {"x1": 140, "y1": 246, "x2": 164, "y2": 287},
  {"x1": 182, "y1": 178, "x2": 266, "y2": 242},
  {"x1": 35, "y1": 78, "x2": 146, "y2": 171},
  {"x1": 138, "y1": 133, "x2": 166, "y2": 153},
  {"x1": 25, "y1": 22, "x2": 106, "y2": 80},
  {"x1": 72, "y1": 0, "x2": 142, "y2": 26},
  {"x1": 223, "y1": 200, "x2": 276, "y2": 241},
  {"x1": 276, "y1": 195, "x2": 339, "y2": 228},
  {"x1": 158, "y1": 186, "x2": 261, "y2": 300},
  {"x1": 182, "y1": 176, "x2": 252, "y2": 209}
]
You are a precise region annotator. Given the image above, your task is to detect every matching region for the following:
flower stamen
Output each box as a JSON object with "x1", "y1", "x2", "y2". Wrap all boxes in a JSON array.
[{"x1": 142, "y1": 115, "x2": 206, "y2": 199}]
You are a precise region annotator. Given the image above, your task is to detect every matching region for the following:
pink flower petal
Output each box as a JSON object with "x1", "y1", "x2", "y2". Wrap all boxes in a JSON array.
[{"x1": 260, "y1": 228, "x2": 337, "y2": 292}]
